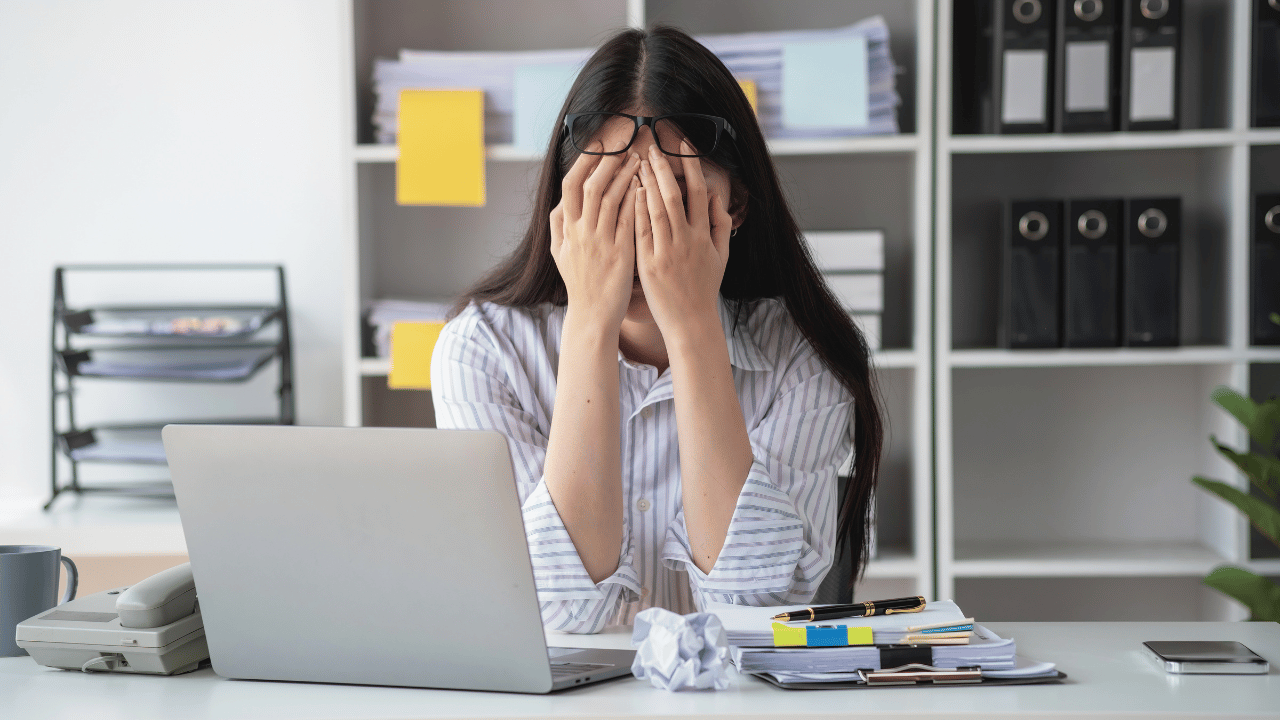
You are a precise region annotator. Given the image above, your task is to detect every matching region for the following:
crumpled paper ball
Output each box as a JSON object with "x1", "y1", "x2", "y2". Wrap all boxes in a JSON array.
[{"x1": 630, "y1": 607, "x2": 731, "y2": 691}]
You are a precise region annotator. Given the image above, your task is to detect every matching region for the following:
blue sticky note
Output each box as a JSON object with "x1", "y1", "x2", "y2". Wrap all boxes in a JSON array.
[
  {"x1": 806, "y1": 625, "x2": 848, "y2": 647},
  {"x1": 782, "y1": 37, "x2": 869, "y2": 129},
  {"x1": 513, "y1": 62, "x2": 580, "y2": 153}
]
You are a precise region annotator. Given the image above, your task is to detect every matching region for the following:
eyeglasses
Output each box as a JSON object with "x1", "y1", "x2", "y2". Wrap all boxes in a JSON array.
[{"x1": 563, "y1": 112, "x2": 737, "y2": 158}]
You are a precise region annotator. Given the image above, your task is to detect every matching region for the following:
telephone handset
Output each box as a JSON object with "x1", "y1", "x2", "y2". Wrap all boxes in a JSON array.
[
  {"x1": 16, "y1": 563, "x2": 210, "y2": 675},
  {"x1": 116, "y1": 563, "x2": 199, "y2": 628}
]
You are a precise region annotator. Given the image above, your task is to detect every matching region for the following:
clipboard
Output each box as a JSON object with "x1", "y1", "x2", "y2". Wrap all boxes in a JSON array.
[{"x1": 751, "y1": 664, "x2": 1068, "y2": 690}]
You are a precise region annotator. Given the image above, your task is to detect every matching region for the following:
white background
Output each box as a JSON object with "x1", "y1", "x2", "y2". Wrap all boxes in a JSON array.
[{"x1": 0, "y1": 1, "x2": 349, "y2": 504}]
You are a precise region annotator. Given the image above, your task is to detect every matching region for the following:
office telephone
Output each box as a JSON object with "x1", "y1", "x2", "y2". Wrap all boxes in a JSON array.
[{"x1": 15, "y1": 563, "x2": 209, "y2": 675}]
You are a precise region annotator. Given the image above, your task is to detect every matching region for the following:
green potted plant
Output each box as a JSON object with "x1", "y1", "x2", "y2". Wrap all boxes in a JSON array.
[{"x1": 1193, "y1": 314, "x2": 1280, "y2": 621}]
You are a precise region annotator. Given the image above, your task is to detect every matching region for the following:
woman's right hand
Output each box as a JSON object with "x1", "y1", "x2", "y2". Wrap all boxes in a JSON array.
[{"x1": 550, "y1": 141, "x2": 642, "y2": 332}]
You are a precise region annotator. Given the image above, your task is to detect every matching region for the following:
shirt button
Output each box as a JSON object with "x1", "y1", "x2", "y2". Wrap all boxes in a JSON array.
[
  {"x1": 641, "y1": 407, "x2": 653, "y2": 419},
  {"x1": 641, "y1": 587, "x2": 650, "y2": 599},
  {"x1": 636, "y1": 498, "x2": 651, "y2": 512}
]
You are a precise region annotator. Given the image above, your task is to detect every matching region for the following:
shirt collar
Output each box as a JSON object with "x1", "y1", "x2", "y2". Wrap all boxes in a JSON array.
[{"x1": 718, "y1": 297, "x2": 774, "y2": 372}]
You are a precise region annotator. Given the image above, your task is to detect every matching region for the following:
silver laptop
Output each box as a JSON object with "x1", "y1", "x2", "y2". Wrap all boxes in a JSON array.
[{"x1": 162, "y1": 425, "x2": 635, "y2": 693}]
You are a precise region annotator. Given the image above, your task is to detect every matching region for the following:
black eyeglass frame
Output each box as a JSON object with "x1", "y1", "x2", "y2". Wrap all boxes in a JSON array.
[{"x1": 562, "y1": 112, "x2": 738, "y2": 158}]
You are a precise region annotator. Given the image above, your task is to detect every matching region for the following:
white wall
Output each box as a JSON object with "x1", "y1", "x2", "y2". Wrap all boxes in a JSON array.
[{"x1": 0, "y1": 1, "x2": 349, "y2": 504}]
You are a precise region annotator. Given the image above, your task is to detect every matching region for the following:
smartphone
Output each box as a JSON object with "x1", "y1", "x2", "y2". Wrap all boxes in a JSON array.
[{"x1": 1143, "y1": 641, "x2": 1269, "y2": 675}]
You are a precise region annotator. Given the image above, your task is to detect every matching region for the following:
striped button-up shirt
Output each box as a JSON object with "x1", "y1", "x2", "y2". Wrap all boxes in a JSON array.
[{"x1": 431, "y1": 296, "x2": 853, "y2": 633}]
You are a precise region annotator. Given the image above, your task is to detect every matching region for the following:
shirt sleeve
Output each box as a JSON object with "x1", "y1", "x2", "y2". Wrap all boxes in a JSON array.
[
  {"x1": 660, "y1": 340, "x2": 852, "y2": 608},
  {"x1": 430, "y1": 306, "x2": 641, "y2": 633}
]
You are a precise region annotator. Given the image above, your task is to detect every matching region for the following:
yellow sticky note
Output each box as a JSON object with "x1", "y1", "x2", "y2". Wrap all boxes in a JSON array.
[
  {"x1": 738, "y1": 79, "x2": 758, "y2": 114},
  {"x1": 771, "y1": 622, "x2": 807, "y2": 647},
  {"x1": 388, "y1": 321, "x2": 445, "y2": 390},
  {"x1": 846, "y1": 626, "x2": 873, "y2": 645},
  {"x1": 397, "y1": 89, "x2": 486, "y2": 206}
]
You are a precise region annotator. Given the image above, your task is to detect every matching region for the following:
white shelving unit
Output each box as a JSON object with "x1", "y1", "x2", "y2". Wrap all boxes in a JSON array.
[
  {"x1": 933, "y1": 0, "x2": 1280, "y2": 621},
  {"x1": 339, "y1": 0, "x2": 1277, "y2": 618},
  {"x1": 339, "y1": 0, "x2": 935, "y2": 600}
]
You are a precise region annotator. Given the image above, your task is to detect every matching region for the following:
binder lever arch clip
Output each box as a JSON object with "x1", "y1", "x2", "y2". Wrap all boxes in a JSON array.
[{"x1": 857, "y1": 664, "x2": 983, "y2": 686}]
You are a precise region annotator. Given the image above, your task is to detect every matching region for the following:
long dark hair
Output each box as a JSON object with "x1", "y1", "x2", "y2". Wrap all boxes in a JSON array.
[{"x1": 452, "y1": 25, "x2": 884, "y2": 587}]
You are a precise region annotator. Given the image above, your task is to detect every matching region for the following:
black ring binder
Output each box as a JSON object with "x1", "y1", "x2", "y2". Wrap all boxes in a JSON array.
[
  {"x1": 1003, "y1": 199, "x2": 1065, "y2": 348},
  {"x1": 1056, "y1": 0, "x2": 1120, "y2": 132},
  {"x1": 1254, "y1": 193, "x2": 1280, "y2": 345},
  {"x1": 1064, "y1": 199, "x2": 1123, "y2": 347},
  {"x1": 1258, "y1": 0, "x2": 1280, "y2": 127},
  {"x1": 1120, "y1": 0, "x2": 1181, "y2": 131},
  {"x1": 1123, "y1": 197, "x2": 1181, "y2": 347}
]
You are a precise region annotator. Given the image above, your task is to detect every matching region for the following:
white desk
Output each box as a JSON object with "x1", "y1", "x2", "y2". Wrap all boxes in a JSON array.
[{"x1": 2, "y1": 622, "x2": 1277, "y2": 719}]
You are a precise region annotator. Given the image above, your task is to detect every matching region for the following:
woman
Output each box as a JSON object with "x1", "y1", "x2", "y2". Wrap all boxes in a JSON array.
[{"x1": 431, "y1": 25, "x2": 883, "y2": 634}]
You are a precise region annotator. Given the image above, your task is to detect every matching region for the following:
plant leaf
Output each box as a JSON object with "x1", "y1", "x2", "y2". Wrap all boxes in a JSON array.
[
  {"x1": 1211, "y1": 436, "x2": 1280, "y2": 499},
  {"x1": 1202, "y1": 566, "x2": 1280, "y2": 622},
  {"x1": 1211, "y1": 387, "x2": 1280, "y2": 451},
  {"x1": 1192, "y1": 477, "x2": 1280, "y2": 548},
  {"x1": 1272, "y1": 312, "x2": 1280, "y2": 326}
]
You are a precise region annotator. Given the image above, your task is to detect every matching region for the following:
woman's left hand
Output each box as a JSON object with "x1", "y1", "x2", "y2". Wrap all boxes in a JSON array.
[{"x1": 635, "y1": 141, "x2": 734, "y2": 339}]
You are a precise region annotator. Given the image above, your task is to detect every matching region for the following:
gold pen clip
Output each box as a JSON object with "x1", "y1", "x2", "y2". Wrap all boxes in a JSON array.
[{"x1": 884, "y1": 604, "x2": 926, "y2": 614}]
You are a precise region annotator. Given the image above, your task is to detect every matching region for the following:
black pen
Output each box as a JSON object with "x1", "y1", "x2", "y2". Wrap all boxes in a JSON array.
[{"x1": 770, "y1": 595, "x2": 926, "y2": 622}]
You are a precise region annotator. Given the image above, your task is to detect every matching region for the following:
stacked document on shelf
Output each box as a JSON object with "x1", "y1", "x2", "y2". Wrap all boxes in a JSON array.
[
  {"x1": 73, "y1": 346, "x2": 276, "y2": 382},
  {"x1": 371, "y1": 16, "x2": 898, "y2": 146},
  {"x1": 366, "y1": 299, "x2": 452, "y2": 359},
  {"x1": 74, "y1": 309, "x2": 270, "y2": 338},
  {"x1": 373, "y1": 48, "x2": 591, "y2": 146},
  {"x1": 805, "y1": 230, "x2": 884, "y2": 349},
  {"x1": 805, "y1": 230, "x2": 884, "y2": 272},
  {"x1": 697, "y1": 16, "x2": 899, "y2": 138},
  {"x1": 77, "y1": 357, "x2": 266, "y2": 381},
  {"x1": 67, "y1": 430, "x2": 167, "y2": 464}
]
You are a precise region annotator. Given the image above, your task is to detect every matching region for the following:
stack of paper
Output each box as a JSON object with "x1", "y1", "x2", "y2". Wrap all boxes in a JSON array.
[
  {"x1": 804, "y1": 230, "x2": 884, "y2": 349},
  {"x1": 373, "y1": 48, "x2": 591, "y2": 148},
  {"x1": 366, "y1": 299, "x2": 452, "y2": 359},
  {"x1": 76, "y1": 310, "x2": 269, "y2": 338},
  {"x1": 371, "y1": 16, "x2": 899, "y2": 147},
  {"x1": 763, "y1": 654, "x2": 1062, "y2": 686},
  {"x1": 711, "y1": 599, "x2": 971, "y2": 647},
  {"x1": 730, "y1": 625, "x2": 1016, "y2": 674},
  {"x1": 697, "y1": 16, "x2": 900, "y2": 138},
  {"x1": 76, "y1": 353, "x2": 271, "y2": 381},
  {"x1": 67, "y1": 429, "x2": 167, "y2": 464},
  {"x1": 705, "y1": 600, "x2": 1052, "y2": 686}
]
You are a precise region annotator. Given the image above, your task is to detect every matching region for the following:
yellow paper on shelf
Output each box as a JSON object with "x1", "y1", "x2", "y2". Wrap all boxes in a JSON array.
[
  {"x1": 738, "y1": 79, "x2": 758, "y2": 114},
  {"x1": 388, "y1": 321, "x2": 445, "y2": 390},
  {"x1": 772, "y1": 623, "x2": 806, "y2": 647},
  {"x1": 396, "y1": 89, "x2": 485, "y2": 206}
]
